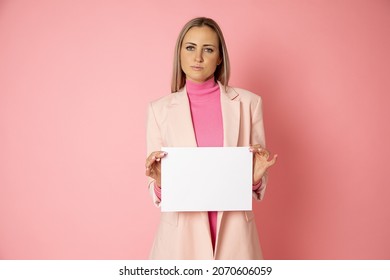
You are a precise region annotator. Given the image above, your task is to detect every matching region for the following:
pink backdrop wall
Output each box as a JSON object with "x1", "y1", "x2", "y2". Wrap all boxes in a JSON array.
[{"x1": 1, "y1": 0, "x2": 389, "y2": 259}]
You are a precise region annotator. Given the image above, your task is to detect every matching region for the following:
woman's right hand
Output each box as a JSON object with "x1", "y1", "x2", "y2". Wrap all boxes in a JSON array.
[{"x1": 145, "y1": 151, "x2": 167, "y2": 187}]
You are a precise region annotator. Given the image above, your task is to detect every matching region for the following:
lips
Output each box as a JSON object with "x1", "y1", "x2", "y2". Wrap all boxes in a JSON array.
[{"x1": 191, "y1": 66, "x2": 203, "y2": 71}]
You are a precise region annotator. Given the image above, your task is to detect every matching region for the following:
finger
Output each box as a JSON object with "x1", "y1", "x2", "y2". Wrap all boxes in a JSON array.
[
  {"x1": 155, "y1": 151, "x2": 168, "y2": 158},
  {"x1": 153, "y1": 151, "x2": 168, "y2": 162},
  {"x1": 146, "y1": 160, "x2": 159, "y2": 173},
  {"x1": 146, "y1": 165, "x2": 159, "y2": 177},
  {"x1": 145, "y1": 167, "x2": 151, "y2": 176},
  {"x1": 254, "y1": 150, "x2": 269, "y2": 160},
  {"x1": 145, "y1": 159, "x2": 155, "y2": 170},
  {"x1": 146, "y1": 158, "x2": 163, "y2": 173},
  {"x1": 258, "y1": 148, "x2": 270, "y2": 158},
  {"x1": 267, "y1": 154, "x2": 278, "y2": 166},
  {"x1": 256, "y1": 147, "x2": 269, "y2": 153},
  {"x1": 249, "y1": 144, "x2": 263, "y2": 152},
  {"x1": 145, "y1": 151, "x2": 163, "y2": 168},
  {"x1": 145, "y1": 154, "x2": 156, "y2": 168},
  {"x1": 250, "y1": 146, "x2": 269, "y2": 158}
]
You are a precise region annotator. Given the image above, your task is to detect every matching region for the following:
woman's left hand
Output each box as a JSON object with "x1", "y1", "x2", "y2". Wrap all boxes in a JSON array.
[{"x1": 249, "y1": 144, "x2": 278, "y2": 185}]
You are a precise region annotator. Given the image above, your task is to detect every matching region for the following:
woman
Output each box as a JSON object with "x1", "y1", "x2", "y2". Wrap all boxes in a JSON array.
[{"x1": 145, "y1": 17, "x2": 277, "y2": 259}]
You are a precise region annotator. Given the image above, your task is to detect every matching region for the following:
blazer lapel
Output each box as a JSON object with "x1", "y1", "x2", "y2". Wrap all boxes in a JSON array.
[
  {"x1": 167, "y1": 87, "x2": 198, "y2": 147},
  {"x1": 219, "y1": 82, "x2": 240, "y2": 147}
]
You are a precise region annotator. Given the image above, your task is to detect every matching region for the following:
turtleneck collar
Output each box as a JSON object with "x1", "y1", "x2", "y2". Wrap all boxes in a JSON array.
[{"x1": 186, "y1": 77, "x2": 220, "y2": 103}]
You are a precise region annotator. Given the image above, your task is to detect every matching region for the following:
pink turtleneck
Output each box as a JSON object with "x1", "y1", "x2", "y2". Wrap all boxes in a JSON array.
[{"x1": 186, "y1": 78, "x2": 224, "y2": 148}]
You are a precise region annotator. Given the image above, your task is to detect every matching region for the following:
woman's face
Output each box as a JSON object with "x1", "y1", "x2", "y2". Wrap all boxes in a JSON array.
[{"x1": 180, "y1": 26, "x2": 222, "y2": 83}]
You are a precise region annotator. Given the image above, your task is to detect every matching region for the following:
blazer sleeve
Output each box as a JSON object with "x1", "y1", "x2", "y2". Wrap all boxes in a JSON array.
[
  {"x1": 146, "y1": 102, "x2": 162, "y2": 207},
  {"x1": 251, "y1": 96, "x2": 268, "y2": 200}
]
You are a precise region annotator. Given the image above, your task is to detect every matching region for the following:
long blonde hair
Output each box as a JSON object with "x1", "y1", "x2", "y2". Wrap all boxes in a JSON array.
[{"x1": 171, "y1": 17, "x2": 230, "y2": 93}]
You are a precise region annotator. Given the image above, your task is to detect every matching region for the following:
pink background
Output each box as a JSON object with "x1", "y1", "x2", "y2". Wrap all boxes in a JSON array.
[{"x1": 1, "y1": 0, "x2": 390, "y2": 259}]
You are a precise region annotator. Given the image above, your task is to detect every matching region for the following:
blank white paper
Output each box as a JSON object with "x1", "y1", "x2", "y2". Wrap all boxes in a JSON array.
[{"x1": 160, "y1": 147, "x2": 252, "y2": 212}]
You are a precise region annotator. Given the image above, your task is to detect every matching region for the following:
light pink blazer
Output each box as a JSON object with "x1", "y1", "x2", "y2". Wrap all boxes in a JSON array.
[{"x1": 146, "y1": 81, "x2": 268, "y2": 259}]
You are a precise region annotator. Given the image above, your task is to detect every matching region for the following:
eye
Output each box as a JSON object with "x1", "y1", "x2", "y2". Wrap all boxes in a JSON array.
[
  {"x1": 204, "y1": 48, "x2": 214, "y2": 53},
  {"x1": 185, "y1": 46, "x2": 195, "y2": 51}
]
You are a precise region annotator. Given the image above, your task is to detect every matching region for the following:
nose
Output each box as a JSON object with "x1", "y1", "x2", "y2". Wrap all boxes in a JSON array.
[{"x1": 195, "y1": 49, "x2": 203, "y2": 62}]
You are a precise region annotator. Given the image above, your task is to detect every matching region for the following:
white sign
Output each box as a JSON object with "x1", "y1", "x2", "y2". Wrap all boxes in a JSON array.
[{"x1": 161, "y1": 147, "x2": 252, "y2": 212}]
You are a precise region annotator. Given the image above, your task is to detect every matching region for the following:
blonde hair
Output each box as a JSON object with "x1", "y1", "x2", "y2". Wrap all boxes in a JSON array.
[{"x1": 171, "y1": 17, "x2": 230, "y2": 93}]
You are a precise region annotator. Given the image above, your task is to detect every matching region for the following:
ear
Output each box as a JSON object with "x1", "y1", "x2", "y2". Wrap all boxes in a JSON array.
[{"x1": 217, "y1": 57, "x2": 222, "y2": 65}]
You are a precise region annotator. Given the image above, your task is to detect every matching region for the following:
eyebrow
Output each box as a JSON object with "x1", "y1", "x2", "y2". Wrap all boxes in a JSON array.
[{"x1": 184, "y1": 42, "x2": 217, "y2": 48}]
